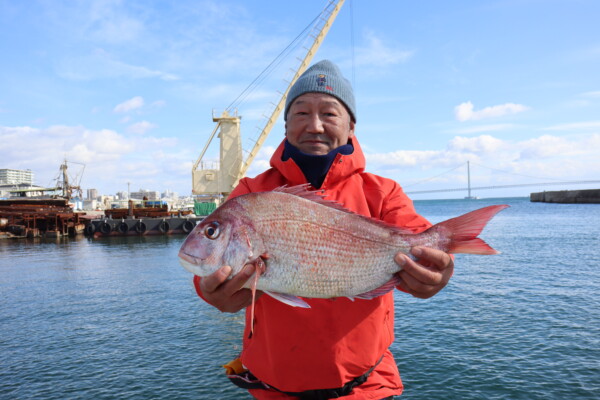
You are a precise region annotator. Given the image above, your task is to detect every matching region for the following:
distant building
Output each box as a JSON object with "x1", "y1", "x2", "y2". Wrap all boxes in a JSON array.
[
  {"x1": 87, "y1": 188, "x2": 98, "y2": 200},
  {"x1": 83, "y1": 199, "x2": 98, "y2": 210},
  {"x1": 116, "y1": 191, "x2": 129, "y2": 200},
  {"x1": 130, "y1": 189, "x2": 160, "y2": 201},
  {"x1": 162, "y1": 190, "x2": 178, "y2": 200},
  {"x1": 0, "y1": 168, "x2": 34, "y2": 185}
]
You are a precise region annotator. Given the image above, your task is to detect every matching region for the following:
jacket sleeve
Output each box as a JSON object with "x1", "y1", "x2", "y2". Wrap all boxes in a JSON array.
[{"x1": 380, "y1": 182, "x2": 432, "y2": 233}]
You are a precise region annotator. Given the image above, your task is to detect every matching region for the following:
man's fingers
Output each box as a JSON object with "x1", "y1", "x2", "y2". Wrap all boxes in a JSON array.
[
  {"x1": 395, "y1": 253, "x2": 443, "y2": 286},
  {"x1": 396, "y1": 271, "x2": 433, "y2": 299},
  {"x1": 411, "y1": 247, "x2": 451, "y2": 271},
  {"x1": 223, "y1": 264, "x2": 256, "y2": 294},
  {"x1": 201, "y1": 264, "x2": 257, "y2": 296},
  {"x1": 200, "y1": 266, "x2": 233, "y2": 294}
]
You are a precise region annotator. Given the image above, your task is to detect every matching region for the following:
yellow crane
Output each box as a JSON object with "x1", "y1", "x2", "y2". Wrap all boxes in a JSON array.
[{"x1": 191, "y1": 0, "x2": 345, "y2": 203}]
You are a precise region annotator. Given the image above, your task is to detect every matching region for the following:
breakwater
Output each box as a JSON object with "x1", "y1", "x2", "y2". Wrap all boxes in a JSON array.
[{"x1": 530, "y1": 188, "x2": 600, "y2": 203}]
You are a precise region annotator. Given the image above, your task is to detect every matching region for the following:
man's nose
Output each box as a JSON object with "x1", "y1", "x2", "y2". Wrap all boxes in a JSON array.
[{"x1": 306, "y1": 113, "x2": 325, "y2": 133}]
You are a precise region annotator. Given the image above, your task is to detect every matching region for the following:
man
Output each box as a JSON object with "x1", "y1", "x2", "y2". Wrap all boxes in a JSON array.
[{"x1": 194, "y1": 60, "x2": 454, "y2": 399}]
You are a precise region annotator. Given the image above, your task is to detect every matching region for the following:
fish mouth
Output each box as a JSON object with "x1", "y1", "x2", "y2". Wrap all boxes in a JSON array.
[
  {"x1": 178, "y1": 251, "x2": 204, "y2": 276},
  {"x1": 178, "y1": 250, "x2": 201, "y2": 264}
]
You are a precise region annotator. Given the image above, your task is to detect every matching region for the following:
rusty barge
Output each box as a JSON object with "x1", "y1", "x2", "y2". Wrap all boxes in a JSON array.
[
  {"x1": 0, "y1": 198, "x2": 89, "y2": 239},
  {"x1": 0, "y1": 198, "x2": 202, "y2": 239}
]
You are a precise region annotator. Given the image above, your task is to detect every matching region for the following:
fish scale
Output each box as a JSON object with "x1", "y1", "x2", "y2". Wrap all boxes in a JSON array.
[
  {"x1": 179, "y1": 185, "x2": 508, "y2": 307},
  {"x1": 243, "y1": 195, "x2": 402, "y2": 297}
]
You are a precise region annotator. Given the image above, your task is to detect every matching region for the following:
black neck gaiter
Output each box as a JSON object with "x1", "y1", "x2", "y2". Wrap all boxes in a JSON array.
[{"x1": 282, "y1": 140, "x2": 354, "y2": 189}]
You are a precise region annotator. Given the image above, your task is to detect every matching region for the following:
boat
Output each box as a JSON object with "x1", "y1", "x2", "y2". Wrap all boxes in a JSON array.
[
  {"x1": 0, "y1": 161, "x2": 89, "y2": 239},
  {"x1": 85, "y1": 199, "x2": 202, "y2": 237},
  {"x1": 0, "y1": 197, "x2": 88, "y2": 239}
]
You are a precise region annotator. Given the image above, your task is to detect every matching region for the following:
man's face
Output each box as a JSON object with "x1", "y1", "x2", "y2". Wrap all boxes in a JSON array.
[{"x1": 285, "y1": 93, "x2": 355, "y2": 155}]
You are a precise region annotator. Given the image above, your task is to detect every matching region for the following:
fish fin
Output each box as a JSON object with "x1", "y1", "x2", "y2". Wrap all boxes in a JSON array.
[
  {"x1": 273, "y1": 184, "x2": 416, "y2": 234},
  {"x1": 435, "y1": 204, "x2": 509, "y2": 255},
  {"x1": 248, "y1": 257, "x2": 267, "y2": 336},
  {"x1": 354, "y1": 275, "x2": 402, "y2": 300},
  {"x1": 272, "y1": 184, "x2": 347, "y2": 211},
  {"x1": 265, "y1": 291, "x2": 311, "y2": 308}
]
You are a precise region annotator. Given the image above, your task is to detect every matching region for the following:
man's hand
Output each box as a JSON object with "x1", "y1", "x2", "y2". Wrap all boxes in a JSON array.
[
  {"x1": 198, "y1": 264, "x2": 262, "y2": 313},
  {"x1": 394, "y1": 246, "x2": 454, "y2": 299}
]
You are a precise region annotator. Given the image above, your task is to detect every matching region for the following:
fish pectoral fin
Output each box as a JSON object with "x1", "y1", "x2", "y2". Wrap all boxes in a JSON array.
[
  {"x1": 353, "y1": 275, "x2": 402, "y2": 300},
  {"x1": 265, "y1": 291, "x2": 311, "y2": 308}
]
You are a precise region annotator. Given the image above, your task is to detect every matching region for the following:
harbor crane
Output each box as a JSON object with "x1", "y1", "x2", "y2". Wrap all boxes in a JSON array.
[{"x1": 191, "y1": 0, "x2": 345, "y2": 202}]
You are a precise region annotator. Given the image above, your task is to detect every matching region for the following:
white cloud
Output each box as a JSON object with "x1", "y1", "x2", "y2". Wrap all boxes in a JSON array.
[
  {"x1": 150, "y1": 100, "x2": 166, "y2": 108},
  {"x1": 58, "y1": 49, "x2": 179, "y2": 82},
  {"x1": 355, "y1": 30, "x2": 413, "y2": 67},
  {"x1": 364, "y1": 133, "x2": 600, "y2": 186},
  {"x1": 447, "y1": 135, "x2": 507, "y2": 153},
  {"x1": 114, "y1": 96, "x2": 144, "y2": 113},
  {"x1": 518, "y1": 134, "x2": 600, "y2": 159},
  {"x1": 86, "y1": 1, "x2": 144, "y2": 44},
  {"x1": 444, "y1": 124, "x2": 516, "y2": 135},
  {"x1": 455, "y1": 101, "x2": 530, "y2": 122},
  {"x1": 127, "y1": 121, "x2": 157, "y2": 135},
  {"x1": 0, "y1": 124, "x2": 188, "y2": 194},
  {"x1": 542, "y1": 121, "x2": 600, "y2": 131},
  {"x1": 580, "y1": 91, "x2": 600, "y2": 98}
]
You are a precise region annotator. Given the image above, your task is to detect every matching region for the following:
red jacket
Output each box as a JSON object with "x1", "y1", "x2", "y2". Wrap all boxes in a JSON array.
[{"x1": 199, "y1": 137, "x2": 431, "y2": 399}]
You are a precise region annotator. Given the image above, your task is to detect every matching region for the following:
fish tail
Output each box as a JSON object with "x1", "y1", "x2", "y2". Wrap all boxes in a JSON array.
[{"x1": 435, "y1": 204, "x2": 509, "y2": 255}]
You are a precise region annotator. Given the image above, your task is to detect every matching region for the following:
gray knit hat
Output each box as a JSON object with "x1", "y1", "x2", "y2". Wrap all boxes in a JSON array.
[{"x1": 284, "y1": 59, "x2": 356, "y2": 122}]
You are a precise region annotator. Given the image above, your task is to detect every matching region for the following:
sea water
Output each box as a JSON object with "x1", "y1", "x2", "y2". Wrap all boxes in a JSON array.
[{"x1": 1, "y1": 197, "x2": 599, "y2": 399}]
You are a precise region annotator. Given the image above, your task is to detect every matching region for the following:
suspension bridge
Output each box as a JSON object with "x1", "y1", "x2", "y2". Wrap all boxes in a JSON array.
[{"x1": 402, "y1": 161, "x2": 600, "y2": 198}]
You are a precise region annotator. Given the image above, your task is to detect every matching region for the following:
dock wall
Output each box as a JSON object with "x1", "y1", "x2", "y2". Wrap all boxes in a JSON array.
[{"x1": 530, "y1": 189, "x2": 600, "y2": 204}]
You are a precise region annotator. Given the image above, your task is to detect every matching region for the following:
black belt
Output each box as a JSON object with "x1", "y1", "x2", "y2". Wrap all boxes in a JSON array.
[{"x1": 228, "y1": 355, "x2": 384, "y2": 399}]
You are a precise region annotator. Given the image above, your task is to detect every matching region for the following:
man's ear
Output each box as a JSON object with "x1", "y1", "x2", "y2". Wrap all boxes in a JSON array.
[{"x1": 348, "y1": 120, "x2": 355, "y2": 138}]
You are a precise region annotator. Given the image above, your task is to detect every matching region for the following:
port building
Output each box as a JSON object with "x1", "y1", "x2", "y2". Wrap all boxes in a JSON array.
[{"x1": 0, "y1": 169, "x2": 34, "y2": 185}]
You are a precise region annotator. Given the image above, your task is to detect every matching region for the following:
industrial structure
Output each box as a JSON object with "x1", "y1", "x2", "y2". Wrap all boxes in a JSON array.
[{"x1": 191, "y1": 0, "x2": 345, "y2": 203}]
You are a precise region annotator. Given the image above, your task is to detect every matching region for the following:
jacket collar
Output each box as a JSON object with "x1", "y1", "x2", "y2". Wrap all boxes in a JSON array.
[{"x1": 269, "y1": 137, "x2": 366, "y2": 189}]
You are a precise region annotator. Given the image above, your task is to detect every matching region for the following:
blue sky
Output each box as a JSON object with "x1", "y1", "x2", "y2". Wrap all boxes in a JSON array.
[{"x1": 1, "y1": 0, "x2": 599, "y2": 199}]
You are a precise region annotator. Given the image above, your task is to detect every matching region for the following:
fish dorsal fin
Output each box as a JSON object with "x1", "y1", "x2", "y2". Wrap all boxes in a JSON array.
[
  {"x1": 272, "y1": 184, "x2": 349, "y2": 212},
  {"x1": 272, "y1": 184, "x2": 415, "y2": 235}
]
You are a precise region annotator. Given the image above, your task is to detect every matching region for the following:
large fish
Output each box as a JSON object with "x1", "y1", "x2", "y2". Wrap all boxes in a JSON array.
[{"x1": 179, "y1": 185, "x2": 508, "y2": 311}]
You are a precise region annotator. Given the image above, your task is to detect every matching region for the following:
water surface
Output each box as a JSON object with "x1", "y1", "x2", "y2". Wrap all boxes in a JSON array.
[{"x1": 1, "y1": 198, "x2": 598, "y2": 399}]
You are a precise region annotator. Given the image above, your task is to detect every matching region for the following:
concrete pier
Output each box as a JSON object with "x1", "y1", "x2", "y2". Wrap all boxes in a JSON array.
[{"x1": 530, "y1": 189, "x2": 600, "y2": 204}]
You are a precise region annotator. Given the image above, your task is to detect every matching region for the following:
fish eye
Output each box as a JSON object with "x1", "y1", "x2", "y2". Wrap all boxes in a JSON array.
[{"x1": 203, "y1": 222, "x2": 220, "y2": 239}]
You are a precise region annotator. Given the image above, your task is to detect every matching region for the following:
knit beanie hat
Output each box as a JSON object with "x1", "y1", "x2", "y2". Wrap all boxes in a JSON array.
[{"x1": 284, "y1": 59, "x2": 356, "y2": 122}]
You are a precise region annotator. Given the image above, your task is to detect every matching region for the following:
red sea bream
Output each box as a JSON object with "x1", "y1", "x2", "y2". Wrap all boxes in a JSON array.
[{"x1": 178, "y1": 185, "x2": 508, "y2": 309}]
